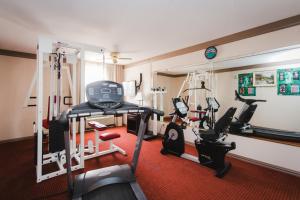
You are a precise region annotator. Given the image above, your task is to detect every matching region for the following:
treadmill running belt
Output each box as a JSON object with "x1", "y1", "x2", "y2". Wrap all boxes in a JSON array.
[
  {"x1": 253, "y1": 126, "x2": 300, "y2": 142},
  {"x1": 83, "y1": 183, "x2": 137, "y2": 200}
]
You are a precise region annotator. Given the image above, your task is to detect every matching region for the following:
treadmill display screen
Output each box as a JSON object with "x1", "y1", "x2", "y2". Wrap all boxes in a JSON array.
[{"x1": 86, "y1": 81, "x2": 124, "y2": 104}]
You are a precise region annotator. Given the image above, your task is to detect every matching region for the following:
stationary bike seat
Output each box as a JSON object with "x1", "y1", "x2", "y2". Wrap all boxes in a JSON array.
[{"x1": 200, "y1": 129, "x2": 219, "y2": 141}]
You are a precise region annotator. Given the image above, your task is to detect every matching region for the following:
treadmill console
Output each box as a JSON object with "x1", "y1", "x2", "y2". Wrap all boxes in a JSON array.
[{"x1": 86, "y1": 81, "x2": 124, "y2": 109}]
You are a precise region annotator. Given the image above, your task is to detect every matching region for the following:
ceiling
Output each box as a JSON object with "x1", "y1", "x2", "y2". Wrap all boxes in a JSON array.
[{"x1": 0, "y1": 0, "x2": 300, "y2": 64}]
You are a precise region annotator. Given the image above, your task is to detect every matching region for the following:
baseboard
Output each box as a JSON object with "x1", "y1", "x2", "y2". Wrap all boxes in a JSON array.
[
  {"x1": 228, "y1": 153, "x2": 300, "y2": 177},
  {"x1": 0, "y1": 136, "x2": 34, "y2": 144}
]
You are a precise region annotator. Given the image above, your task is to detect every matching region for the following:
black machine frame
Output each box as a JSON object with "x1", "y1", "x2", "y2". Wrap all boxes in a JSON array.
[{"x1": 161, "y1": 97, "x2": 237, "y2": 178}]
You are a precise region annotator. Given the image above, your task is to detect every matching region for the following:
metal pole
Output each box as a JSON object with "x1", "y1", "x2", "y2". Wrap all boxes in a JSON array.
[
  {"x1": 36, "y1": 45, "x2": 44, "y2": 183},
  {"x1": 194, "y1": 72, "x2": 197, "y2": 117},
  {"x1": 177, "y1": 73, "x2": 189, "y2": 97},
  {"x1": 49, "y1": 55, "x2": 54, "y2": 120},
  {"x1": 79, "y1": 50, "x2": 85, "y2": 168},
  {"x1": 159, "y1": 91, "x2": 164, "y2": 122},
  {"x1": 71, "y1": 56, "x2": 77, "y2": 152},
  {"x1": 57, "y1": 54, "x2": 62, "y2": 116},
  {"x1": 153, "y1": 91, "x2": 157, "y2": 135}
]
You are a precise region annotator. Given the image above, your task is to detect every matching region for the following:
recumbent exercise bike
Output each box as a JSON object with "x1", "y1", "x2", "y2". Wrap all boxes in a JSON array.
[{"x1": 161, "y1": 97, "x2": 237, "y2": 178}]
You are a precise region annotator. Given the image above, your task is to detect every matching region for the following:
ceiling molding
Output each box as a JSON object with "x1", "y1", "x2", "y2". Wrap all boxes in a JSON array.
[
  {"x1": 0, "y1": 49, "x2": 36, "y2": 59},
  {"x1": 213, "y1": 59, "x2": 300, "y2": 73},
  {"x1": 125, "y1": 14, "x2": 300, "y2": 69},
  {"x1": 157, "y1": 72, "x2": 187, "y2": 78}
]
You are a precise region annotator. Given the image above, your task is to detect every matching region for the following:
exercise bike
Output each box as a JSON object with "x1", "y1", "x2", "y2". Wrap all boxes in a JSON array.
[
  {"x1": 161, "y1": 97, "x2": 237, "y2": 178},
  {"x1": 229, "y1": 90, "x2": 266, "y2": 134}
]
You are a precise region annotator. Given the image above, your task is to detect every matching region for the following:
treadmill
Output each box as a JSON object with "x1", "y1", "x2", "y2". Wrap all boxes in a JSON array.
[
  {"x1": 230, "y1": 90, "x2": 300, "y2": 142},
  {"x1": 59, "y1": 81, "x2": 164, "y2": 200}
]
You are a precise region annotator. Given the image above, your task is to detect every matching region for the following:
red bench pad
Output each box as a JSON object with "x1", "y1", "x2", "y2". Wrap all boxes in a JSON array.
[
  {"x1": 190, "y1": 110, "x2": 206, "y2": 114},
  {"x1": 189, "y1": 117, "x2": 200, "y2": 122},
  {"x1": 88, "y1": 121, "x2": 107, "y2": 131},
  {"x1": 100, "y1": 133, "x2": 120, "y2": 141}
]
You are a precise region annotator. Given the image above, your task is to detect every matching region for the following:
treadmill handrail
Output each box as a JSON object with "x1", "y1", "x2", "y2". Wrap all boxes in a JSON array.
[{"x1": 235, "y1": 90, "x2": 266, "y2": 105}]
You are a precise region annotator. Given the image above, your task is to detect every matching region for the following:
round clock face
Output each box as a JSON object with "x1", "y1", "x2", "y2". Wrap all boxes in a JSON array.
[{"x1": 205, "y1": 46, "x2": 217, "y2": 59}]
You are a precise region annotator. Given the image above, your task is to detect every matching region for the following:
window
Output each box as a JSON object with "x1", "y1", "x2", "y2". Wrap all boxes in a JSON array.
[
  {"x1": 85, "y1": 62, "x2": 104, "y2": 87},
  {"x1": 84, "y1": 61, "x2": 104, "y2": 100}
]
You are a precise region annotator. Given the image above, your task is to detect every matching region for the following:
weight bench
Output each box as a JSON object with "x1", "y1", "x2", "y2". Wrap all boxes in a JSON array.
[{"x1": 84, "y1": 121, "x2": 127, "y2": 160}]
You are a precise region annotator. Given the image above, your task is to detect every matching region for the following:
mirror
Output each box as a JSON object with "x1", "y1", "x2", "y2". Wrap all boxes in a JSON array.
[{"x1": 153, "y1": 44, "x2": 300, "y2": 145}]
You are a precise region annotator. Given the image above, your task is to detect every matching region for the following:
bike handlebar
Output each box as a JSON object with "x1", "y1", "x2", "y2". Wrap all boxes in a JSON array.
[{"x1": 235, "y1": 90, "x2": 266, "y2": 104}]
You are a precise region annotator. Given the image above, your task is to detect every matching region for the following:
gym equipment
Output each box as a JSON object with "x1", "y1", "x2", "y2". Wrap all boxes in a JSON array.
[
  {"x1": 31, "y1": 37, "x2": 104, "y2": 183},
  {"x1": 147, "y1": 86, "x2": 167, "y2": 140},
  {"x1": 161, "y1": 97, "x2": 237, "y2": 177},
  {"x1": 177, "y1": 72, "x2": 214, "y2": 115},
  {"x1": 229, "y1": 90, "x2": 266, "y2": 134},
  {"x1": 127, "y1": 86, "x2": 166, "y2": 140},
  {"x1": 190, "y1": 97, "x2": 220, "y2": 129},
  {"x1": 84, "y1": 121, "x2": 126, "y2": 160},
  {"x1": 59, "y1": 80, "x2": 164, "y2": 200},
  {"x1": 87, "y1": 80, "x2": 124, "y2": 109},
  {"x1": 176, "y1": 72, "x2": 219, "y2": 129},
  {"x1": 230, "y1": 90, "x2": 300, "y2": 142}
]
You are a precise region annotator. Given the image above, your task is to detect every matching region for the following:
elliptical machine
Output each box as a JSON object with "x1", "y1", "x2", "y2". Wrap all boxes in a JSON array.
[
  {"x1": 229, "y1": 90, "x2": 266, "y2": 134},
  {"x1": 161, "y1": 97, "x2": 237, "y2": 178}
]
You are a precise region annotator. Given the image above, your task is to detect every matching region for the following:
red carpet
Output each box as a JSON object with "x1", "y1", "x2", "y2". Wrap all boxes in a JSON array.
[{"x1": 0, "y1": 127, "x2": 300, "y2": 200}]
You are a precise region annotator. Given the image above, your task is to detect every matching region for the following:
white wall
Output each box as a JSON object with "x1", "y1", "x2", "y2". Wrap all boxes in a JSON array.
[
  {"x1": 123, "y1": 63, "x2": 153, "y2": 106},
  {"x1": 227, "y1": 134, "x2": 300, "y2": 173},
  {"x1": 156, "y1": 75, "x2": 187, "y2": 115},
  {"x1": 123, "y1": 25, "x2": 300, "y2": 173},
  {"x1": 0, "y1": 55, "x2": 71, "y2": 141},
  {"x1": 0, "y1": 55, "x2": 36, "y2": 140}
]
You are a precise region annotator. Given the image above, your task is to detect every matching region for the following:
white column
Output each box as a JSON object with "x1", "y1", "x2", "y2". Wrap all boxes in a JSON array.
[{"x1": 36, "y1": 47, "x2": 44, "y2": 182}]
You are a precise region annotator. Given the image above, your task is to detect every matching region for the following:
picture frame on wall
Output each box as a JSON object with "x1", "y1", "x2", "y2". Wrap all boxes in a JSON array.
[
  {"x1": 238, "y1": 73, "x2": 256, "y2": 96},
  {"x1": 253, "y1": 70, "x2": 276, "y2": 87},
  {"x1": 277, "y1": 67, "x2": 300, "y2": 96}
]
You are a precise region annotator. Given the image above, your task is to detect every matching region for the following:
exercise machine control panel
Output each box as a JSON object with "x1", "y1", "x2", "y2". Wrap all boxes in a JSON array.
[{"x1": 86, "y1": 81, "x2": 124, "y2": 109}]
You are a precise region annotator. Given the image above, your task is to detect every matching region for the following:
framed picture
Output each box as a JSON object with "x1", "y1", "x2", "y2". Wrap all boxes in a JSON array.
[
  {"x1": 238, "y1": 73, "x2": 256, "y2": 96},
  {"x1": 253, "y1": 70, "x2": 276, "y2": 87},
  {"x1": 277, "y1": 67, "x2": 300, "y2": 95}
]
